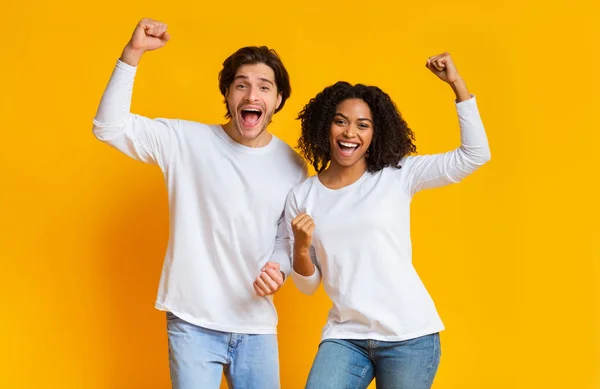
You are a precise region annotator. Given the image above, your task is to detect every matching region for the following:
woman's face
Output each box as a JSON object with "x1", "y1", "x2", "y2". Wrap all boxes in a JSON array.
[{"x1": 329, "y1": 98, "x2": 374, "y2": 169}]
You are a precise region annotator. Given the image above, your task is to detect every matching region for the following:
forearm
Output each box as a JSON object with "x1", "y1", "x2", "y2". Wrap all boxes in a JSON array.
[
  {"x1": 450, "y1": 77, "x2": 471, "y2": 102},
  {"x1": 291, "y1": 248, "x2": 321, "y2": 296},
  {"x1": 456, "y1": 96, "x2": 491, "y2": 162},
  {"x1": 271, "y1": 244, "x2": 292, "y2": 279},
  {"x1": 93, "y1": 60, "x2": 137, "y2": 127},
  {"x1": 293, "y1": 247, "x2": 316, "y2": 276},
  {"x1": 404, "y1": 96, "x2": 491, "y2": 193}
]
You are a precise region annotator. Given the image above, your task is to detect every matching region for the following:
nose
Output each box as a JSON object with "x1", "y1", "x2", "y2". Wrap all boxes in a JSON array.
[
  {"x1": 343, "y1": 124, "x2": 358, "y2": 138},
  {"x1": 244, "y1": 85, "x2": 260, "y2": 103}
]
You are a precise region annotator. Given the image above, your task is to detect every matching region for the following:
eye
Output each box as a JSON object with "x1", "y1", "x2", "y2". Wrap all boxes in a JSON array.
[
  {"x1": 359, "y1": 123, "x2": 371, "y2": 129},
  {"x1": 236, "y1": 84, "x2": 247, "y2": 89},
  {"x1": 334, "y1": 119, "x2": 346, "y2": 126},
  {"x1": 260, "y1": 85, "x2": 271, "y2": 91}
]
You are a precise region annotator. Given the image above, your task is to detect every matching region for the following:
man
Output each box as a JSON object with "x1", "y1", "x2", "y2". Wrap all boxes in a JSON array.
[{"x1": 93, "y1": 18, "x2": 306, "y2": 388}]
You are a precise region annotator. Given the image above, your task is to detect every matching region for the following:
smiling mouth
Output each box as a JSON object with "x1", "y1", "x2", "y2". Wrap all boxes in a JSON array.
[
  {"x1": 240, "y1": 108, "x2": 263, "y2": 127},
  {"x1": 337, "y1": 141, "x2": 360, "y2": 156}
]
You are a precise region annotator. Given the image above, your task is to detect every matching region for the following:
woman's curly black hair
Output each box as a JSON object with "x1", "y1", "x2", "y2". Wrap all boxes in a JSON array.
[{"x1": 297, "y1": 81, "x2": 416, "y2": 173}]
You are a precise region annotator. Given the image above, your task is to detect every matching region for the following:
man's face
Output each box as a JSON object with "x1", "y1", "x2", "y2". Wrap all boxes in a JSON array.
[{"x1": 225, "y1": 63, "x2": 282, "y2": 146}]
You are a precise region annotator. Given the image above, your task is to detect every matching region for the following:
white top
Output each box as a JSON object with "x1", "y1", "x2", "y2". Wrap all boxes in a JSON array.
[
  {"x1": 93, "y1": 60, "x2": 306, "y2": 334},
  {"x1": 287, "y1": 96, "x2": 491, "y2": 341}
]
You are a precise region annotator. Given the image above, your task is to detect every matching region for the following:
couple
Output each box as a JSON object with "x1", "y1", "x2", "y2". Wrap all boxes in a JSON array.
[{"x1": 93, "y1": 18, "x2": 490, "y2": 389}]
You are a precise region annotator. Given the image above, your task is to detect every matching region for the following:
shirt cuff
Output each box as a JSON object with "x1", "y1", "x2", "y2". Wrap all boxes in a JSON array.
[
  {"x1": 116, "y1": 59, "x2": 138, "y2": 74},
  {"x1": 291, "y1": 266, "x2": 321, "y2": 295},
  {"x1": 455, "y1": 94, "x2": 476, "y2": 107}
]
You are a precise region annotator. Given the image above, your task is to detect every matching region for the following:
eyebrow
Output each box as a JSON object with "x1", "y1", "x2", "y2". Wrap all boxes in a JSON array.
[
  {"x1": 334, "y1": 113, "x2": 373, "y2": 123},
  {"x1": 233, "y1": 75, "x2": 275, "y2": 87}
]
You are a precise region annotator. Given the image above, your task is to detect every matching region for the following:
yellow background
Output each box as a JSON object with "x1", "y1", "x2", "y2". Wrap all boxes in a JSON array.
[{"x1": 2, "y1": 0, "x2": 599, "y2": 388}]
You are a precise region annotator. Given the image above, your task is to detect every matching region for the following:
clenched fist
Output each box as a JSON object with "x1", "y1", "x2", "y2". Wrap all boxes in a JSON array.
[
  {"x1": 291, "y1": 213, "x2": 315, "y2": 253},
  {"x1": 121, "y1": 18, "x2": 171, "y2": 66},
  {"x1": 425, "y1": 52, "x2": 471, "y2": 102},
  {"x1": 253, "y1": 262, "x2": 284, "y2": 297}
]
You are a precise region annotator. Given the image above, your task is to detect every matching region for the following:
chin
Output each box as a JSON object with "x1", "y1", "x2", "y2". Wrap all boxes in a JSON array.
[
  {"x1": 239, "y1": 126, "x2": 265, "y2": 140},
  {"x1": 232, "y1": 118, "x2": 262, "y2": 138},
  {"x1": 332, "y1": 157, "x2": 358, "y2": 168}
]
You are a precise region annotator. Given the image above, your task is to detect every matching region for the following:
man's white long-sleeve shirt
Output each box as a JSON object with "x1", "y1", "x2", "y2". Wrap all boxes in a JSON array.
[{"x1": 93, "y1": 60, "x2": 306, "y2": 334}]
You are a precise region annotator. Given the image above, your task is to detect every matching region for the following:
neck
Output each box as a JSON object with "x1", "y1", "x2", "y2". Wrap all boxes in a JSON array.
[
  {"x1": 222, "y1": 121, "x2": 272, "y2": 148},
  {"x1": 319, "y1": 159, "x2": 368, "y2": 189}
]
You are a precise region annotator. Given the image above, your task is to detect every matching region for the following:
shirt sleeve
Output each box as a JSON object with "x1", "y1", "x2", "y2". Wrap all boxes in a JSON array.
[
  {"x1": 269, "y1": 158, "x2": 310, "y2": 281},
  {"x1": 398, "y1": 96, "x2": 491, "y2": 196},
  {"x1": 92, "y1": 59, "x2": 179, "y2": 171},
  {"x1": 270, "y1": 211, "x2": 292, "y2": 280},
  {"x1": 285, "y1": 189, "x2": 321, "y2": 295}
]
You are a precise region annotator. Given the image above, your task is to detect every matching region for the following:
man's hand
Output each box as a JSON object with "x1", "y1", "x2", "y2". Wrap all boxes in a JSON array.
[
  {"x1": 253, "y1": 262, "x2": 284, "y2": 297},
  {"x1": 120, "y1": 18, "x2": 171, "y2": 66}
]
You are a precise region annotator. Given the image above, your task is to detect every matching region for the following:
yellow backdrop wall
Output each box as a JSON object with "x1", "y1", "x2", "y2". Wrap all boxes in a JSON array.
[{"x1": 2, "y1": 0, "x2": 599, "y2": 388}]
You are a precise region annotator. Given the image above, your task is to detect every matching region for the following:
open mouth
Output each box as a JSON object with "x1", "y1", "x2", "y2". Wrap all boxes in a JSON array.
[
  {"x1": 337, "y1": 141, "x2": 360, "y2": 157},
  {"x1": 240, "y1": 107, "x2": 263, "y2": 127}
]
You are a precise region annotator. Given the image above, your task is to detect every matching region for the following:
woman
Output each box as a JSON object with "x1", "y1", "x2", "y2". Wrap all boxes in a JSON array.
[{"x1": 286, "y1": 53, "x2": 491, "y2": 389}]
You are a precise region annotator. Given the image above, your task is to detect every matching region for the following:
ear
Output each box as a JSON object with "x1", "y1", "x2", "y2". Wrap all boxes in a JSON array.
[{"x1": 276, "y1": 92, "x2": 283, "y2": 110}]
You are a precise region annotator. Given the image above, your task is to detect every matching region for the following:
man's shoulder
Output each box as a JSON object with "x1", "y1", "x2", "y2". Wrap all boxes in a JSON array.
[
  {"x1": 171, "y1": 120, "x2": 222, "y2": 144},
  {"x1": 270, "y1": 136, "x2": 307, "y2": 176},
  {"x1": 177, "y1": 119, "x2": 217, "y2": 132}
]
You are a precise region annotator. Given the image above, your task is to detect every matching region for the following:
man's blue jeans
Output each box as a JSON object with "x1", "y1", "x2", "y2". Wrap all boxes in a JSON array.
[{"x1": 166, "y1": 312, "x2": 280, "y2": 389}]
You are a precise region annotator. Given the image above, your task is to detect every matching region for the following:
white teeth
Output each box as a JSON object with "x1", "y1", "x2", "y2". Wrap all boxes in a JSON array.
[
  {"x1": 243, "y1": 108, "x2": 261, "y2": 112},
  {"x1": 339, "y1": 142, "x2": 358, "y2": 148}
]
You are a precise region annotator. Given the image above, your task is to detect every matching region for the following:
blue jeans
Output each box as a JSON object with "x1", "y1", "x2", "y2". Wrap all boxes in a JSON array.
[
  {"x1": 306, "y1": 333, "x2": 441, "y2": 389},
  {"x1": 166, "y1": 312, "x2": 280, "y2": 389}
]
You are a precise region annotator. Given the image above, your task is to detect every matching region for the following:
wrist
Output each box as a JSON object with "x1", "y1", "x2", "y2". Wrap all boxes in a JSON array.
[
  {"x1": 120, "y1": 45, "x2": 144, "y2": 66},
  {"x1": 450, "y1": 77, "x2": 470, "y2": 102},
  {"x1": 293, "y1": 246, "x2": 311, "y2": 258}
]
